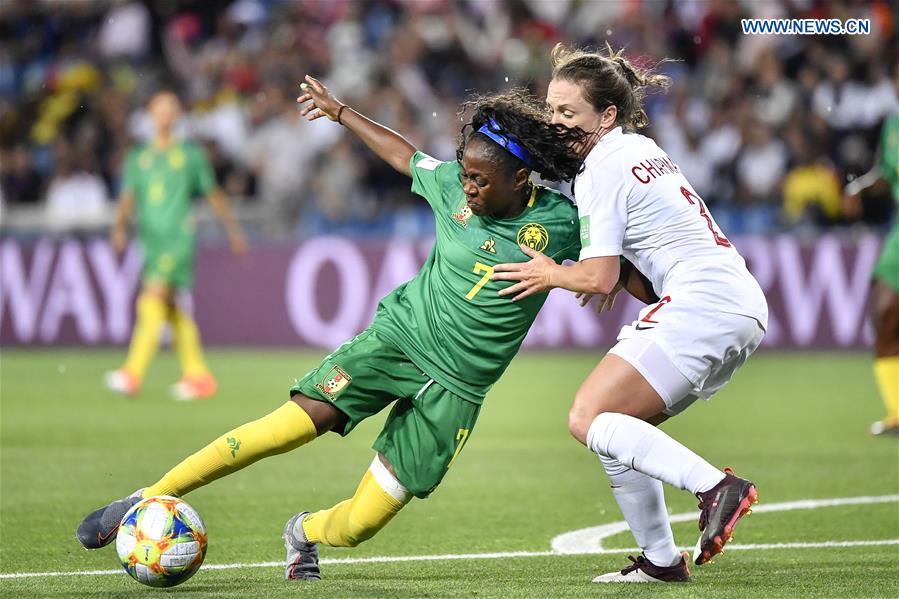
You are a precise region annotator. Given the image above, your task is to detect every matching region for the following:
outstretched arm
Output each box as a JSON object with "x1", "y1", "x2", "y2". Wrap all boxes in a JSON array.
[
  {"x1": 576, "y1": 257, "x2": 660, "y2": 312},
  {"x1": 110, "y1": 191, "x2": 134, "y2": 254},
  {"x1": 206, "y1": 188, "x2": 247, "y2": 255},
  {"x1": 297, "y1": 75, "x2": 416, "y2": 177},
  {"x1": 492, "y1": 246, "x2": 621, "y2": 302}
]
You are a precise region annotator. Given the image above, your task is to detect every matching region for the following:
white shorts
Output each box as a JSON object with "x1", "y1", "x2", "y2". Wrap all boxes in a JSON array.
[{"x1": 609, "y1": 295, "x2": 766, "y2": 416}]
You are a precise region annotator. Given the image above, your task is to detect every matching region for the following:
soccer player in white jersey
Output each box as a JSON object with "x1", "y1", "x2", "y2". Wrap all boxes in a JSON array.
[{"x1": 492, "y1": 44, "x2": 769, "y2": 583}]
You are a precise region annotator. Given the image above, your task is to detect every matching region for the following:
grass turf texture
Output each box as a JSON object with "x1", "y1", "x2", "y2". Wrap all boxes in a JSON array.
[{"x1": 1, "y1": 349, "x2": 897, "y2": 597}]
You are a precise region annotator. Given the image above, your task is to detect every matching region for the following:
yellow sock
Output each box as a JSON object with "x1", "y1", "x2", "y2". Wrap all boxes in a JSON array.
[
  {"x1": 302, "y1": 470, "x2": 408, "y2": 547},
  {"x1": 123, "y1": 293, "x2": 168, "y2": 380},
  {"x1": 874, "y1": 357, "x2": 899, "y2": 423},
  {"x1": 170, "y1": 306, "x2": 209, "y2": 377},
  {"x1": 143, "y1": 401, "x2": 316, "y2": 498}
]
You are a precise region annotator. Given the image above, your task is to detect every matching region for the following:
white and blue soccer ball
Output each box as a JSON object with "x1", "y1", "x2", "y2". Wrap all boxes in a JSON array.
[{"x1": 115, "y1": 496, "x2": 207, "y2": 587}]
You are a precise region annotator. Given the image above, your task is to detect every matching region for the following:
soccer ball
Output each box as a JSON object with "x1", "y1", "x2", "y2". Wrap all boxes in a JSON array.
[{"x1": 115, "y1": 496, "x2": 208, "y2": 587}]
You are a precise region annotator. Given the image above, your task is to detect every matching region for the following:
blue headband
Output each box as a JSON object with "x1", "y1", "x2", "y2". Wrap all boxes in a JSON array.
[{"x1": 477, "y1": 118, "x2": 532, "y2": 167}]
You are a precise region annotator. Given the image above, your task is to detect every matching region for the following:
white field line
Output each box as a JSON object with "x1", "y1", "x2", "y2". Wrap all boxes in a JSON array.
[
  {"x1": 3, "y1": 540, "x2": 898, "y2": 580},
  {"x1": 2, "y1": 495, "x2": 897, "y2": 581},
  {"x1": 551, "y1": 493, "x2": 899, "y2": 553}
]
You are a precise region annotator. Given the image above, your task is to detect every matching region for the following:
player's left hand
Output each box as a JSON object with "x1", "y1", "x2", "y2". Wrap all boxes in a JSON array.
[
  {"x1": 296, "y1": 75, "x2": 343, "y2": 122},
  {"x1": 492, "y1": 244, "x2": 556, "y2": 301}
]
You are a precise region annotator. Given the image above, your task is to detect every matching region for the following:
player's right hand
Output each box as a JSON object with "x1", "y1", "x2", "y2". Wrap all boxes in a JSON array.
[
  {"x1": 296, "y1": 75, "x2": 344, "y2": 122},
  {"x1": 111, "y1": 227, "x2": 127, "y2": 254},
  {"x1": 229, "y1": 231, "x2": 247, "y2": 256}
]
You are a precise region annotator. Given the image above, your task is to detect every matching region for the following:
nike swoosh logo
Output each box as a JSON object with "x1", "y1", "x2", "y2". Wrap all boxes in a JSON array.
[
  {"x1": 98, "y1": 526, "x2": 117, "y2": 544},
  {"x1": 634, "y1": 323, "x2": 655, "y2": 331}
]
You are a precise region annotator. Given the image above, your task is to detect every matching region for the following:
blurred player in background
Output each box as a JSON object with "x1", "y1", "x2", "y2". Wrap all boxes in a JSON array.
[
  {"x1": 104, "y1": 91, "x2": 246, "y2": 401},
  {"x1": 78, "y1": 81, "x2": 627, "y2": 581},
  {"x1": 845, "y1": 105, "x2": 899, "y2": 436},
  {"x1": 493, "y1": 44, "x2": 768, "y2": 583}
]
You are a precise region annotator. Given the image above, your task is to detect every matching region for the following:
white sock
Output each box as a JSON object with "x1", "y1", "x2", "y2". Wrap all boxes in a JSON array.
[
  {"x1": 587, "y1": 412, "x2": 725, "y2": 494},
  {"x1": 600, "y1": 455, "x2": 680, "y2": 567}
]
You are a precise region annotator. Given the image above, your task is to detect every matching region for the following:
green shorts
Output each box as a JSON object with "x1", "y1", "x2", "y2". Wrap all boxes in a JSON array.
[
  {"x1": 142, "y1": 237, "x2": 195, "y2": 289},
  {"x1": 290, "y1": 328, "x2": 480, "y2": 498},
  {"x1": 873, "y1": 224, "x2": 899, "y2": 293}
]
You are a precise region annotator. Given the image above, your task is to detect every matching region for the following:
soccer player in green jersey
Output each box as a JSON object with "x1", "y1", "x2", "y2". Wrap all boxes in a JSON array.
[
  {"x1": 845, "y1": 109, "x2": 899, "y2": 436},
  {"x1": 104, "y1": 91, "x2": 246, "y2": 401},
  {"x1": 76, "y1": 79, "x2": 596, "y2": 579}
]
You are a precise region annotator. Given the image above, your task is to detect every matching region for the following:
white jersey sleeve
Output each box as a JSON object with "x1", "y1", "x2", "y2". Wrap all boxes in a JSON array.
[{"x1": 575, "y1": 155, "x2": 633, "y2": 260}]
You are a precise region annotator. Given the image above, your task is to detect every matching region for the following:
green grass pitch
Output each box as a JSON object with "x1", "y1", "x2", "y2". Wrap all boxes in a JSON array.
[{"x1": 1, "y1": 349, "x2": 897, "y2": 597}]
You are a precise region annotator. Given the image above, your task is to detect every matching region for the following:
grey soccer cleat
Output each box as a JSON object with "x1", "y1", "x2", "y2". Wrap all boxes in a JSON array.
[
  {"x1": 76, "y1": 489, "x2": 144, "y2": 549},
  {"x1": 284, "y1": 512, "x2": 321, "y2": 581}
]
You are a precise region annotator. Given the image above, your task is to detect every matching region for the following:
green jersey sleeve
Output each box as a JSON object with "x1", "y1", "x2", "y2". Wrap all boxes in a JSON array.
[
  {"x1": 189, "y1": 144, "x2": 216, "y2": 197},
  {"x1": 879, "y1": 113, "x2": 899, "y2": 200},
  {"x1": 191, "y1": 145, "x2": 216, "y2": 197},
  {"x1": 409, "y1": 151, "x2": 459, "y2": 211}
]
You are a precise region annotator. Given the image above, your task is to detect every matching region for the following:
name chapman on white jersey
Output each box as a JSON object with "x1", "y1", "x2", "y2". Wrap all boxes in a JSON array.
[{"x1": 574, "y1": 127, "x2": 768, "y2": 327}]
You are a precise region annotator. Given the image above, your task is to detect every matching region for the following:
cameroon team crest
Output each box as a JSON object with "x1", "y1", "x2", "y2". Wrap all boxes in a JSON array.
[
  {"x1": 452, "y1": 201, "x2": 473, "y2": 228},
  {"x1": 517, "y1": 223, "x2": 549, "y2": 252},
  {"x1": 316, "y1": 366, "x2": 352, "y2": 400}
]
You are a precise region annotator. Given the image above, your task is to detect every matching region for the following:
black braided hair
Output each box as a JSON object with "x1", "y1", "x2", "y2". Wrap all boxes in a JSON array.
[{"x1": 456, "y1": 89, "x2": 586, "y2": 182}]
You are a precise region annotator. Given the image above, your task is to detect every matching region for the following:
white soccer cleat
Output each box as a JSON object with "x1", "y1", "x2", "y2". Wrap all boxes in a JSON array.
[
  {"x1": 171, "y1": 374, "x2": 217, "y2": 401},
  {"x1": 870, "y1": 419, "x2": 899, "y2": 436},
  {"x1": 104, "y1": 369, "x2": 140, "y2": 396},
  {"x1": 592, "y1": 553, "x2": 691, "y2": 583}
]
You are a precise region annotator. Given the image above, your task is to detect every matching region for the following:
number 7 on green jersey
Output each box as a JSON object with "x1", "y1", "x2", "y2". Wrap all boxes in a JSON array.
[{"x1": 466, "y1": 262, "x2": 494, "y2": 300}]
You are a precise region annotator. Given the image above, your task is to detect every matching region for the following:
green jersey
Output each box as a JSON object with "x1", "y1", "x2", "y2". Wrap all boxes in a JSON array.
[
  {"x1": 370, "y1": 151, "x2": 581, "y2": 404},
  {"x1": 122, "y1": 142, "x2": 215, "y2": 248},
  {"x1": 880, "y1": 113, "x2": 899, "y2": 201},
  {"x1": 873, "y1": 113, "x2": 899, "y2": 292}
]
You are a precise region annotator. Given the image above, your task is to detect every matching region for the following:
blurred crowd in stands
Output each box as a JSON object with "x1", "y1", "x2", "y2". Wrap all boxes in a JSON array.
[{"x1": 0, "y1": 0, "x2": 896, "y2": 238}]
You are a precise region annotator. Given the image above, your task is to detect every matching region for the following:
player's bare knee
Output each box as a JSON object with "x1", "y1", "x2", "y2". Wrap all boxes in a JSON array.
[
  {"x1": 376, "y1": 452, "x2": 398, "y2": 479},
  {"x1": 291, "y1": 394, "x2": 343, "y2": 435},
  {"x1": 569, "y1": 388, "x2": 608, "y2": 444},
  {"x1": 568, "y1": 406, "x2": 599, "y2": 445},
  {"x1": 143, "y1": 282, "x2": 172, "y2": 302}
]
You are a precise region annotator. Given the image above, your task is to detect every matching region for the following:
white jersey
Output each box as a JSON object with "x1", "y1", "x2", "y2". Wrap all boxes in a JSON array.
[{"x1": 574, "y1": 127, "x2": 768, "y2": 327}]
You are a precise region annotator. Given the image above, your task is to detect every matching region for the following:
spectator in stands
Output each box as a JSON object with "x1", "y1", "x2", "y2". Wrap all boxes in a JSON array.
[
  {"x1": 0, "y1": 0, "x2": 895, "y2": 236},
  {"x1": 44, "y1": 139, "x2": 109, "y2": 231},
  {"x1": 735, "y1": 119, "x2": 788, "y2": 205},
  {"x1": 1, "y1": 145, "x2": 42, "y2": 205},
  {"x1": 244, "y1": 84, "x2": 341, "y2": 224},
  {"x1": 751, "y1": 49, "x2": 797, "y2": 128},
  {"x1": 782, "y1": 131, "x2": 843, "y2": 228}
]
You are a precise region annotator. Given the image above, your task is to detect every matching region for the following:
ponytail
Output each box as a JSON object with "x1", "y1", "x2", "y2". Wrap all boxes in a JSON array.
[{"x1": 551, "y1": 42, "x2": 671, "y2": 130}]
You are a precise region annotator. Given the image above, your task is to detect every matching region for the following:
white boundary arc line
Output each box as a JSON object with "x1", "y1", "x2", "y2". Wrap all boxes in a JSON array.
[
  {"x1": 2, "y1": 495, "x2": 897, "y2": 581},
  {"x1": 551, "y1": 493, "x2": 899, "y2": 554}
]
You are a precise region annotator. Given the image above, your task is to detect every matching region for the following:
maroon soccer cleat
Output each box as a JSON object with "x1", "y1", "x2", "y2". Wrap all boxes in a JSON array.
[
  {"x1": 693, "y1": 467, "x2": 758, "y2": 565},
  {"x1": 592, "y1": 552, "x2": 692, "y2": 583}
]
